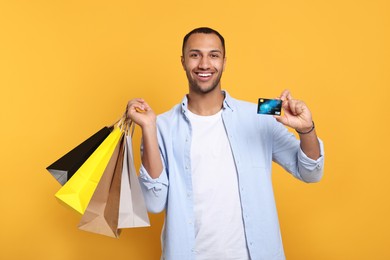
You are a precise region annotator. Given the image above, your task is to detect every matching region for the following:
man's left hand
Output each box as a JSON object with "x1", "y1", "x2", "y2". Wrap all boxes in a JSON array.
[{"x1": 274, "y1": 89, "x2": 314, "y2": 133}]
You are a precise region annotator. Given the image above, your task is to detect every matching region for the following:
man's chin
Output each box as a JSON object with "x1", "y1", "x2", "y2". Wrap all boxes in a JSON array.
[{"x1": 190, "y1": 82, "x2": 219, "y2": 95}]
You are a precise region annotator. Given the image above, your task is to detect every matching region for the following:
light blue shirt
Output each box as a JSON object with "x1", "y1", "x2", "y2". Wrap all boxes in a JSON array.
[{"x1": 138, "y1": 91, "x2": 325, "y2": 260}]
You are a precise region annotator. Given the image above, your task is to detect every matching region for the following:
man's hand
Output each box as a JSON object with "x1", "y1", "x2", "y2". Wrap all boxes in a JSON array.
[
  {"x1": 274, "y1": 89, "x2": 321, "y2": 160},
  {"x1": 274, "y1": 90, "x2": 313, "y2": 133},
  {"x1": 126, "y1": 98, "x2": 156, "y2": 128}
]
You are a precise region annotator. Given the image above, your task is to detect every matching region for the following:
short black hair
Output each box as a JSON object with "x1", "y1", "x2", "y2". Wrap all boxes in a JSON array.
[{"x1": 182, "y1": 27, "x2": 226, "y2": 57}]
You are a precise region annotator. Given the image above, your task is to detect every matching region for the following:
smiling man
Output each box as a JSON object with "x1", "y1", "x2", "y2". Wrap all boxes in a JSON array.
[{"x1": 127, "y1": 27, "x2": 325, "y2": 260}]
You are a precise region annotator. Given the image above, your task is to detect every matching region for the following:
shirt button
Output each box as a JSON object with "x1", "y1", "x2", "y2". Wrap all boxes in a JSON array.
[{"x1": 185, "y1": 166, "x2": 189, "y2": 170}]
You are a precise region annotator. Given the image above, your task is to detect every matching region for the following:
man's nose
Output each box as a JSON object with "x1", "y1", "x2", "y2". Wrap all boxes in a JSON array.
[{"x1": 198, "y1": 56, "x2": 211, "y2": 69}]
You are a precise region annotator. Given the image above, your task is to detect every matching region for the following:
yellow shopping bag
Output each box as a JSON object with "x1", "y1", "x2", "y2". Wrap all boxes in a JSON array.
[{"x1": 55, "y1": 127, "x2": 123, "y2": 214}]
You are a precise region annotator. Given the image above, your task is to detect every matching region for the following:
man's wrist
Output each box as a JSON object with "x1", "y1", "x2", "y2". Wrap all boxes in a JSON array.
[{"x1": 296, "y1": 121, "x2": 315, "y2": 135}]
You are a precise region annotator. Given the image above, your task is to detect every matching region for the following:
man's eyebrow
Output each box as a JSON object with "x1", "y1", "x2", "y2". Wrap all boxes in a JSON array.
[{"x1": 188, "y1": 49, "x2": 223, "y2": 53}]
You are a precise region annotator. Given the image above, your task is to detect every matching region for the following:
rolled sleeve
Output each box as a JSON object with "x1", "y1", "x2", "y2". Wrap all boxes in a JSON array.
[
  {"x1": 139, "y1": 164, "x2": 169, "y2": 213},
  {"x1": 297, "y1": 138, "x2": 325, "y2": 183}
]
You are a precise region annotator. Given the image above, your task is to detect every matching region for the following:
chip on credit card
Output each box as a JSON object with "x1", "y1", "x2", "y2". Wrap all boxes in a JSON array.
[{"x1": 257, "y1": 98, "x2": 282, "y2": 115}]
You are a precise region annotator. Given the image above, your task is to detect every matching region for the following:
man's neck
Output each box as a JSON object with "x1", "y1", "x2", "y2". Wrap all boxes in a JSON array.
[{"x1": 187, "y1": 88, "x2": 224, "y2": 116}]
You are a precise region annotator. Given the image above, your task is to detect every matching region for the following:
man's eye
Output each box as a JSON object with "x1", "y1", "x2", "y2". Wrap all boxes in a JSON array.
[
  {"x1": 210, "y1": 54, "x2": 220, "y2": 58},
  {"x1": 190, "y1": 53, "x2": 199, "y2": 58}
]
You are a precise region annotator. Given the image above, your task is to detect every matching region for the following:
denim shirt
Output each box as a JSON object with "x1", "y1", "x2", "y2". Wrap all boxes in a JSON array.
[{"x1": 138, "y1": 91, "x2": 324, "y2": 260}]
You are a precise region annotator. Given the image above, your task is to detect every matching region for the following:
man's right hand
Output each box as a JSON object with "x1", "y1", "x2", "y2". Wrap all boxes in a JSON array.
[{"x1": 126, "y1": 98, "x2": 156, "y2": 128}]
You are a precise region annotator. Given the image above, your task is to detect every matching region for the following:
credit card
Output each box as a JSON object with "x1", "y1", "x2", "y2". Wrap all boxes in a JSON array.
[{"x1": 257, "y1": 98, "x2": 282, "y2": 115}]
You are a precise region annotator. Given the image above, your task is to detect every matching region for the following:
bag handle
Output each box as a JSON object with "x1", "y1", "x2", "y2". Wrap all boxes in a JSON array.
[
  {"x1": 123, "y1": 119, "x2": 135, "y2": 137},
  {"x1": 109, "y1": 111, "x2": 136, "y2": 137}
]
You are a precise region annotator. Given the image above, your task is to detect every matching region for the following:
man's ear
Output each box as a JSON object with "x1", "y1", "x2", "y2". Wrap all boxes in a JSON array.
[
  {"x1": 181, "y1": 56, "x2": 185, "y2": 70},
  {"x1": 222, "y1": 56, "x2": 227, "y2": 72}
]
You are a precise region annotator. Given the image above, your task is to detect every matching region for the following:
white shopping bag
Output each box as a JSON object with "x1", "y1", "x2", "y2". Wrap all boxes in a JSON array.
[{"x1": 118, "y1": 135, "x2": 150, "y2": 228}]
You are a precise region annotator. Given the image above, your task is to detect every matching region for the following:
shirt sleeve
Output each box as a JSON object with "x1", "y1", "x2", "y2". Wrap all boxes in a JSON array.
[
  {"x1": 272, "y1": 120, "x2": 325, "y2": 183},
  {"x1": 138, "y1": 163, "x2": 169, "y2": 213},
  {"x1": 137, "y1": 125, "x2": 169, "y2": 213},
  {"x1": 296, "y1": 138, "x2": 325, "y2": 182}
]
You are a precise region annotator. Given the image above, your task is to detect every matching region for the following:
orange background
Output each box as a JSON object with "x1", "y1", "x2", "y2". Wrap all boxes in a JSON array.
[{"x1": 1, "y1": 0, "x2": 389, "y2": 259}]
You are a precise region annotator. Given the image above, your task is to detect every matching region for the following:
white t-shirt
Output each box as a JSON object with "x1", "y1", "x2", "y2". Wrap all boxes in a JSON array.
[{"x1": 187, "y1": 109, "x2": 250, "y2": 260}]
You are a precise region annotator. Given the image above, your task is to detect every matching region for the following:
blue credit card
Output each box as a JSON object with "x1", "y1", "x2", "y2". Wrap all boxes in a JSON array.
[{"x1": 257, "y1": 98, "x2": 282, "y2": 115}]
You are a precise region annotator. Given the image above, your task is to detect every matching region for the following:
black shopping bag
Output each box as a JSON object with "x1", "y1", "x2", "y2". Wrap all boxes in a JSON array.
[{"x1": 46, "y1": 126, "x2": 113, "y2": 185}]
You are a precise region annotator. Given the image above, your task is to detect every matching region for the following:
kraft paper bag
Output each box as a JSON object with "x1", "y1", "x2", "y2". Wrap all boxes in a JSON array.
[
  {"x1": 78, "y1": 135, "x2": 125, "y2": 238},
  {"x1": 46, "y1": 126, "x2": 113, "y2": 185},
  {"x1": 55, "y1": 127, "x2": 122, "y2": 214},
  {"x1": 118, "y1": 135, "x2": 150, "y2": 228},
  {"x1": 103, "y1": 136, "x2": 125, "y2": 238}
]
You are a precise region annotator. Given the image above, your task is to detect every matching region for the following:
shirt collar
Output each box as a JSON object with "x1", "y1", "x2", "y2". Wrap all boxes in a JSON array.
[{"x1": 181, "y1": 90, "x2": 235, "y2": 114}]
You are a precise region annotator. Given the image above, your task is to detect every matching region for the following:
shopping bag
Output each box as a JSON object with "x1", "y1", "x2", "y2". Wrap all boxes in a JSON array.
[
  {"x1": 46, "y1": 126, "x2": 113, "y2": 185},
  {"x1": 55, "y1": 127, "x2": 123, "y2": 214},
  {"x1": 103, "y1": 135, "x2": 125, "y2": 238},
  {"x1": 78, "y1": 134, "x2": 125, "y2": 238},
  {"x1": 118, "y1": 134, "x2": 150, "y2": 228}
]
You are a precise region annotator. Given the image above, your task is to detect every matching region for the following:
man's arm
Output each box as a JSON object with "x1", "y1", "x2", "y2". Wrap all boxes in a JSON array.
[
  {"x1": 298, "y1": 127, "x2": 320, "y2": 160},
  {"x1": 127, "y1": 98, "x2": 167, "y2": 213},
  {"x1": 127, "y1": 98, "x2": 163, "y2": 178}
]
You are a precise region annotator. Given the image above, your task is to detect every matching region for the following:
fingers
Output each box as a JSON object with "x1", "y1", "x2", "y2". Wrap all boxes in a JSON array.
[
  {"x1": 275, "y1": 90, "x2": 314, "y2": 130},
  {"x1": 273, "y1": 114, "x2": 287, "y2": 125},
  {"x1": 126, "y1": 99, "x2": 145, "y2": 120},
  {"x1": 127, "y1": 98, "x2": 148, "y2": 113},
  {"x1": 277, "y1": 89, "x2": 304, "y2": 116},
  {"x1": 141, "y1": 100, "x2": 152, "y2": 112},
  {"x1": 125, "y1": 98, "x2": 156, "y2": 128},
  {"x1": 279, "y1": 89, "x2": 293, "y2": 101},
  {"x1": 286, "y1": 99, "x2": 306, "y2": 116}
]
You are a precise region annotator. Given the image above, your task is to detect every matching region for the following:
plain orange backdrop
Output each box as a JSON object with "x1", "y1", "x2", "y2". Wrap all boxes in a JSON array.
[{"x1": 1, "y1": 0, "x2": 389, "y2": 259}]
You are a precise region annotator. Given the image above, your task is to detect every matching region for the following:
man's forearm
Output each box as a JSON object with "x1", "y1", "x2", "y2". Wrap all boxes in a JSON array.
[
  {"x1": 141, "y1": 124, "x2": 163, "y2": 179},
  {"x1": 299, "y1": 129, "x2": 321, "y2": 160}
]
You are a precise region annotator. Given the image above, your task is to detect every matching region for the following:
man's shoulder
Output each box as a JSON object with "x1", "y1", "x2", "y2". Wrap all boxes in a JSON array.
[
  {"x1": 227, "y1": 95, "x2": 258, "y2": 113},
  {"x1": 224, "y1": 91, "x2": 255, "y2": 107},
  {"x1": 158, "y1": 103, "x2": 181, "y2": 118},
  {"x1": 156, "y1": 103, "x2": 182, "y2": 128},
  {"x1": 234, "y1": 98, "x2": 257, "y2": 109}
]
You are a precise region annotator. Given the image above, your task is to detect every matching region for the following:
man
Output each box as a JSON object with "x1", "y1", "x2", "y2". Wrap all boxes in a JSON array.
[{"x1": 127, "y1": 27, "x2": 324, "y2": 260}]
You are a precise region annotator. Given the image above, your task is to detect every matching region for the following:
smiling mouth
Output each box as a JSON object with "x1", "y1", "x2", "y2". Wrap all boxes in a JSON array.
[{"x1": 196, "y1": 72, "x2": 213, "y2": 78}]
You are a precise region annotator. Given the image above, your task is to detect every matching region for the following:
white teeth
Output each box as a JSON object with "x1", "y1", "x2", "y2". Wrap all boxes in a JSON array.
[{"x1": 198, "y1": 73, "x2": 212, "y2": 77}]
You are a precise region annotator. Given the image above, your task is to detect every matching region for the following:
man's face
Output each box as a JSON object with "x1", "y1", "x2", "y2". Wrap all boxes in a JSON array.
[{"x1": 181, "y1": 33, "x2": 226, "y2": 95}]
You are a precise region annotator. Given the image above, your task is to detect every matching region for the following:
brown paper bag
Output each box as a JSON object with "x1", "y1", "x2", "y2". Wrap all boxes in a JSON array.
[
  {"x1": 103, "y1": 135, "x2": 125, "y2": 238},
  {"x1": 77, "y1": 134, "x2": 124, "y2": 238}
]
